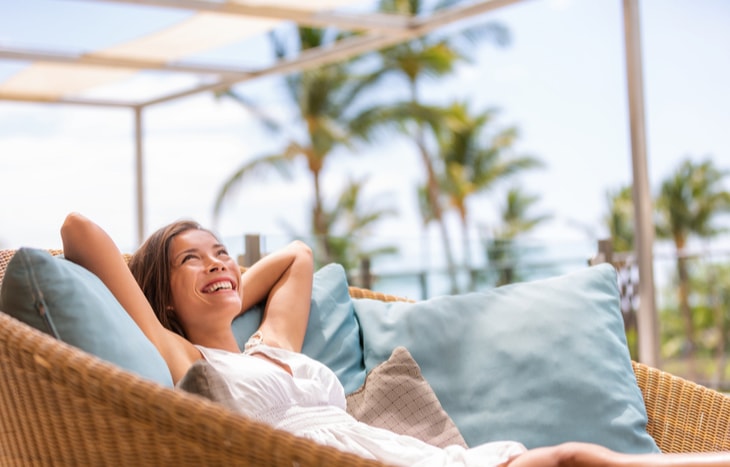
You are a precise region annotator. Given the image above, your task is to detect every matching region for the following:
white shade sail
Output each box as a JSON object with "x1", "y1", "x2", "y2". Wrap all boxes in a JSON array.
[{"x1": 0, "y1": 0, "x2": 523, "y2": 107}]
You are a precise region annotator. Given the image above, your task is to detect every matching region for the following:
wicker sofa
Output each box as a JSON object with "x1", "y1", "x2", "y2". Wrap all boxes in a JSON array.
[{"x1": 1, "y1": 248, "x2": 730, "y2": 466}]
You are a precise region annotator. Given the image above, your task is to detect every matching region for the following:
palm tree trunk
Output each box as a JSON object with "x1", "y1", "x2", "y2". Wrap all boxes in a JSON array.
[
  {"x1": 415, "y1": 135, "x2": 459, "y2": 294},
  {"x1": 677, "y1": 254, "x2": 697, "y2": 380},
  {"x1": 311, "y1": 168, "x2": 331, "y2": 265},
  {"x1": 459, "y1": 212, "x2": 476, "y2": 291},
  {"x1": 409, "y1": 84, "x2": 458, "y2": 294}
]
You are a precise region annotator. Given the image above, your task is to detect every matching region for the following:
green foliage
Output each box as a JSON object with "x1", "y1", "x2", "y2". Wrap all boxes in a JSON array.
[
  {"x1": 603, "y1": 185, "x2": 635, "y2": 253},
  {"x1": 480, "y1": 187, "x2": 551, "y2": 287},
  {"x1": 213, "y1": 23, "x2": 393, "y2": 266},
  {"x1": 660, "y1": 260, "x2": 730, "y2": 386},
  {"x1": 655, "y1": 157, "x2": 730, "y2": 248},
  {"x1": 604, "y1": 157, "x2": 730, "y2": 382},
  {"x1": 318, "y1": 177, "x2": 399, "y2": 272},
  {"x1": 655, "y1": 157, "x2": 730, "y2": 376}
]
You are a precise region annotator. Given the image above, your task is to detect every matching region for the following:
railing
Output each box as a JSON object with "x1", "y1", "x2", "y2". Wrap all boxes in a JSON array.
[{"x1": 228, "y1": 232, "x2": 730, "y2": 388}]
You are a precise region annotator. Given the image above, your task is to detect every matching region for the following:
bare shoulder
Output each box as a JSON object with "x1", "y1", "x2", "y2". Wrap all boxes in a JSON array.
[{"x1": 162, "y1": 330, "x2": 203, "y2": 384}]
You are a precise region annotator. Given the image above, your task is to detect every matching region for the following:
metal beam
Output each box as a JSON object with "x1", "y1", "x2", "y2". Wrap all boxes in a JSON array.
[
  {"x1": 0, "y1": 46, "x2": 255, "y2": 76},
  {"x1": 134, "y1": 107, "x2": 145, "y2": 247},
  {"x1": 0, "y1": 0, "x2": 527, "y2": 109},
  {"x1": 137, "y1": 0, "x2": 527, "y2": 107},
  {"x1": 0, "y1": 92, "x2": 136, "y2": 108},
  {"x1": 622, "y1": 0, "x2": 659, "y2": 367}
]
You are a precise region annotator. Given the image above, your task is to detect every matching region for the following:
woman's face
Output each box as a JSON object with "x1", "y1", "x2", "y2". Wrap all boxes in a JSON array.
[{"x1": 167, "y1": 229, "x2": 242, "y2": 333}]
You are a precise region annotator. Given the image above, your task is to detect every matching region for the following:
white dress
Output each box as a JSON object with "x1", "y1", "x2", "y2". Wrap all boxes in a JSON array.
[{"x1": 196, "y1": 337, "x2": 526, "y2": 467}]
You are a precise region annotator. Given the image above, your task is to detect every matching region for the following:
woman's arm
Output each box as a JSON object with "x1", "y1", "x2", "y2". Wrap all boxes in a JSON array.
[
  {"x1": 240, "y1": 240, "x2": 313, "y2": 353},
  {"x1": 60, "y1": 213, "x2": 198, "y2": 382},
  {"x1": 506, "y1": 442, "x2": 730, "y2": 467}
]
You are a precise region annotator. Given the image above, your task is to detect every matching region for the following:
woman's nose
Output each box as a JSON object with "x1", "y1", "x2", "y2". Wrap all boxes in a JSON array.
[{"x1": 207, "y1": 257, "x2": 226, "y2": 272}]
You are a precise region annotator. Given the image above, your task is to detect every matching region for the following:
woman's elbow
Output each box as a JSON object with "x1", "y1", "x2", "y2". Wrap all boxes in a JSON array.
[
  {"x1": 61, "y1": 212, "x2": 89, "y2": 244},
  {"x1": 288, "y1": 240, "x2": 313, "y2": 266},
  {"x1": 60, "y1": 213, "x2": 111, "y2": 262}
]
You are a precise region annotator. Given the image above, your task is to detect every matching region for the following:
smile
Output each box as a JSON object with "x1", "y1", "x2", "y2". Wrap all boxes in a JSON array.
[{"x1": 202, "y1": 280, "x2": 234, "y2": 293}]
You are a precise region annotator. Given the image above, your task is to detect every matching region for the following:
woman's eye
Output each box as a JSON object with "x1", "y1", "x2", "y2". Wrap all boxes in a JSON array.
[
  {"x1": 218, "y1": 249, "x2": 230, "y2": 258},
  {"x1": 181, "y1": 254, "x2": 197, "y2": 264}
]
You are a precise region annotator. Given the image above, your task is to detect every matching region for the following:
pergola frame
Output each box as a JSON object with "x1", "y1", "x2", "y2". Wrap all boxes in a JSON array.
[{"x1": 0, "y1": 0, "x2": 658, "y2": 366}]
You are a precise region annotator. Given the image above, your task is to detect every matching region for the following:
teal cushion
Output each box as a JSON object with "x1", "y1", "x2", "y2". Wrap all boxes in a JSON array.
[
  {"x1": 232, "y1": 263, "x2": 366, "y2": 394},
  {"x1": 0, "y1": 248, "x2": 173, "y2": 387},
  {"x1": 353, "y1": 264, "x2": 659, "y2": 453}
]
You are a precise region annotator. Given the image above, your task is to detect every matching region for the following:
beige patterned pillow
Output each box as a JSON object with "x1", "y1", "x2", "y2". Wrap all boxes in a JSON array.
[
  {"x1": 346, "y1": 346, "x2": 467, "y2": 448},
  {"x1": 175, "y1": 360, "x2": 239, "y2": 413}
]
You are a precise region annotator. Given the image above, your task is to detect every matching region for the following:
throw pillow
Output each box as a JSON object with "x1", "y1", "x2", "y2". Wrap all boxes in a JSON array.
[
  {"x1": 231, "y1": 263, "x2": 366, "y2": 394},
  {"x1": 353, "y1": 263, "x2": 659, "y2": 453},
  {"x1": 346, "y1": 346, "x2": 467, "y2": 449},
  {"x1": 0, "y1": 247, "x2": 173, "y2": 387},
  {"x1": 175, "y1": 359, "x2": 239, "y2": 412}
]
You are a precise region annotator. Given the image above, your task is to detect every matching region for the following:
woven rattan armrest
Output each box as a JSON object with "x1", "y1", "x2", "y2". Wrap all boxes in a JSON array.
[
  {"x1": 0, "y1": 312, "x2": 387, "y2": 466},
  {"x1": 632, "y1": 360, "x2": 730, "y2": 452}
]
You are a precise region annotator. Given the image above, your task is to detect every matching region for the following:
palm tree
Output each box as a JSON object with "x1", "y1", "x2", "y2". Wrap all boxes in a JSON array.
[
  {"x1": 707, "y1": 264, "x2": 730, "y2": 390},
  {"x1": 317, "y1": 176, "x2": 399, "y2": 280},
  {"x1": 603, "y1": 185, "x2": 635, "y2": 253},
  {"x1": 276, "y1": 176, "x2": 398, "y2": 279},
  {"x1": 687, "y1": 263, "x2": 730, "y2": 389},
  {"x1": 213, "y1": 27, "x2": 384, "y2": 265},
  {"x1": 366, "y1": 0, "x2": 510, "y2": 293},
  {"x1": 435, "y1": 101, "x2": 543, "y2": 290},
  {"x1": 482, "y1": 187, "x2": 551, "y2": 287},
  {"x1": 655, "y1": 157, "x2": 730, "y2": 379}
]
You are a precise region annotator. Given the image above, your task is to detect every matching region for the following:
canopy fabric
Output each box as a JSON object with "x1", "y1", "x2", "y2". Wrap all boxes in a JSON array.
[
  {"x1": 0, "y1": 0, "x2": 352, "y2": 104},
  {"x1": 0, "y1": 0, "x2": 521, "y2": 107}
]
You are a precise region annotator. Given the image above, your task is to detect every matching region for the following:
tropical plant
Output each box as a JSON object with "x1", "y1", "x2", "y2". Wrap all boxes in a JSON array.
[
  {"x1": 435, "y1": 101, "x2": 543, "y2": 290},
  {"x1": 481, "y1": 187, "x2": 551, "y2": 287},
  {"x1": 213, "y1": 26, "x2": 386, "y2": 265},
  {"x1": 314, "y1": 176, "x2": 399, "y2": 279},
  {"x1": 660, "y1": 259, "x2": 730, "y2": 388},
  {"x1": 655, "y1": 157, "x2": 730, "y2": 379},
  {"x1": 702, "y1": 262, "x2": 730, "y2": 389},
  {"x1": 603, "y1": 185, "x2": 635, "y2": 253},
  {"x1": 364, "y1": 0, "x2": 510, "y2": 293}
]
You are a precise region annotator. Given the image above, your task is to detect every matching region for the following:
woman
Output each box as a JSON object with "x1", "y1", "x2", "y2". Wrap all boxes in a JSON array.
[{"x1": 60, "y1": 212, "x2": 730, "y2": 467}]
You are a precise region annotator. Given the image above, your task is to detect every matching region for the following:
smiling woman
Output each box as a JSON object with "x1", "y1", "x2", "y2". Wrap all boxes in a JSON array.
[
  {"x1": 42, "y1": 212, "x2": 730, "y2": 466},
  {"x1": 60, "y1": 212, "x2": 313, "y2": 382}
]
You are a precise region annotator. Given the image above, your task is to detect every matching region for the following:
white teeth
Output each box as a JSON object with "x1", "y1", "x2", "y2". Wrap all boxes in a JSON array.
[{"x1": 204, "y1": 281, "x2": 233, "y2": 293}]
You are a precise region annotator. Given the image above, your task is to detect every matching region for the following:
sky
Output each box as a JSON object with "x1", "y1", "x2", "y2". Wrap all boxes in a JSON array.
[{"x1": 1, "y1": 0, "x2": 729, "y2": 285}]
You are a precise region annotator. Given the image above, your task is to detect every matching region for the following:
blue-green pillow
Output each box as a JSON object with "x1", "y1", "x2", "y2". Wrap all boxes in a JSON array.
[
  {"x1": 353, "y1": 264, "x2": 659, "y2": 453},
  {"x1": 0, "y1": 248, "x2": 173, "y2": 387},
  {"x1": 232, "y1": 263, "x2": 366, "y2": 394}
]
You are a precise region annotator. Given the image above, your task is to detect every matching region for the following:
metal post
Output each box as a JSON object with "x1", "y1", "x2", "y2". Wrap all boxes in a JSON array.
[
  {"x1": 622, "y1": 0, "x2": 659, "y2": 367},
  {"x1": 359, "y1": 257, "x2": 373, "y2": 290},
  {"x1": 243, "y1": 234, "x2": 262, "y2": 266},
  {"x1": 134, "y1": 107, "x2": 145, "y2": 247}
]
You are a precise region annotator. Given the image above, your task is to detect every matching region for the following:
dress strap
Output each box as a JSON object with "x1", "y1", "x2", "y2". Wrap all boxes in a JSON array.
[{"x1": 244, "y1": 330, "x2": 264, "y2": 352}]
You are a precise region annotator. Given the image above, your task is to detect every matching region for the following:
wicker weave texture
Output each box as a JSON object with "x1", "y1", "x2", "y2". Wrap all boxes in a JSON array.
[
  {"x1": 632, "y1": 361, "x2": 730, "y2": 453},
  {"x1": 0, "y1": 312, "x2": 387, "y2": 466},
  {"x1": 2, "y1": 248, "x2": 730, "y2": 462}
]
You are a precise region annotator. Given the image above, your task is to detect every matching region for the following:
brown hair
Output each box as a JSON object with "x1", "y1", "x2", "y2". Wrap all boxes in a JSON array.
[{"x1": 128, "y1": 220, "x2": 217, "y2": 338}]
